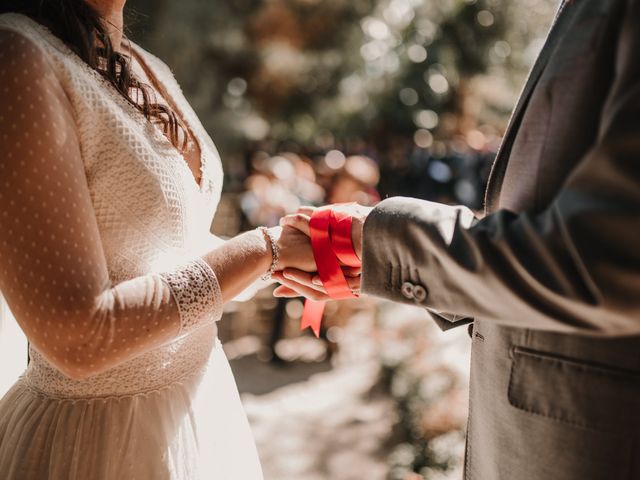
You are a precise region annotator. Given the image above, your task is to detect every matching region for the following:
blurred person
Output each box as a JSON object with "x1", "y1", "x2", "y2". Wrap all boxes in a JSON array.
[
  {"x1": 239, "y1": 152, "x2": 326, "y2": 363},
  {"x1": 327, "y1": 155, "x2": 381, "y2": 206},
  {"x1": 275, "y1": 1, "x2": 640, "y2": 479},
  {"x1": 240, "y1": 152, "x2": 324, "y2": 228},
  {"x1": 281, "y1": 152, "x2": 325, "y2": 206},
  {"x1": 0, "y1": 2, "x2": 319, "y2": 479}
]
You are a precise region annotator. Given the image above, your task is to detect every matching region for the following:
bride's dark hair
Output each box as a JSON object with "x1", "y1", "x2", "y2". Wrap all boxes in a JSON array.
[{"x1": 0, "y1": 0, "x2": 189, "y2": 151}]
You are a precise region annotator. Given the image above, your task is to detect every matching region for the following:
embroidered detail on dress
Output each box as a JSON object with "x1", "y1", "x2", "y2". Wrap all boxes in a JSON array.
[
  {"x1": 158, "y1": 258, "x2": 223, "y2": 335},
  {"x1": 24, "y1": 335, "x2": 222, "y2": 399}
]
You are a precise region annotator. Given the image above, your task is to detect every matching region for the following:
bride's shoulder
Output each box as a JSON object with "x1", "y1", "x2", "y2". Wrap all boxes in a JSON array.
[
  {"x1": 0, "y1": 13, "x2": 39, "y2": 48},
  {"x1": 0, "y1": 13, "x2": 67, "y2": 72},
  {"x1": 0, "y1": 25, "x2": 58, "y2": 85}
]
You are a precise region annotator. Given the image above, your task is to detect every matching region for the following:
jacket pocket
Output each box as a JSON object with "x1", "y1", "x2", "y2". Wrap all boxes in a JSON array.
[{"x1": 508, "y1": 346, "x2": 640, "y2": 432}]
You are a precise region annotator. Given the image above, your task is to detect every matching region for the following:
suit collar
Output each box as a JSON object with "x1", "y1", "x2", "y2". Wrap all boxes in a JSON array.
[{"x1": 483, "y1": 0, "x2": 577, "y2": 214}]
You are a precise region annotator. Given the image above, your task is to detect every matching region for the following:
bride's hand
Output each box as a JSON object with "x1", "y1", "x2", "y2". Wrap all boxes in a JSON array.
[{"x1": 268, "y1": 225, "x2": 317, "y2": 273}]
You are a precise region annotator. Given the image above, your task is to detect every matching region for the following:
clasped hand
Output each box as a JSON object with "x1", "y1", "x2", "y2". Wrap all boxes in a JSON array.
[{"x1": 270, "y1": 204, "x2": 373, "y2": 301}]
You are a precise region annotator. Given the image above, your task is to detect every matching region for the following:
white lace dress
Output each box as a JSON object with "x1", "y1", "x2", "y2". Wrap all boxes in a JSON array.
[{"x1": 0, "y1": 13, "x2": 263, "y2": 480}]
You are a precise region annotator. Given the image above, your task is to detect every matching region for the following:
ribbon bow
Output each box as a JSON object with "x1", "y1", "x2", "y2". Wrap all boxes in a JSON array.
[{"x1": 300, "y1": 205, "x2": 362, "y2": 337}]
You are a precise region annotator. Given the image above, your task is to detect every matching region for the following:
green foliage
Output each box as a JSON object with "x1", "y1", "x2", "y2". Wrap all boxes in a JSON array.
[{"x1": 126, "y1": 0, "x2": 555, "y2": 156}]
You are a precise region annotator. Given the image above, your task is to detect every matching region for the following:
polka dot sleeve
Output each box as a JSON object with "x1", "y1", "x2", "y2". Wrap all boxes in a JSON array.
[{"x1": 0, "y1": 30, "x2": 221, "y2": 380}]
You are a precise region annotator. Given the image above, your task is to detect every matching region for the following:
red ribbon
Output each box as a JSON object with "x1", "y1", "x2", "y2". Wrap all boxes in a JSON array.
[{"x1": 300, "y1": 205, "x2": 362, "y2": 337}]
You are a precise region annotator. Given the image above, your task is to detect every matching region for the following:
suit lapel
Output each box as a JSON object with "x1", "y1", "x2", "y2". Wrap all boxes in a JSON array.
[{"x1": 484, "y1": 0, "x2": 576, "y2": 214}]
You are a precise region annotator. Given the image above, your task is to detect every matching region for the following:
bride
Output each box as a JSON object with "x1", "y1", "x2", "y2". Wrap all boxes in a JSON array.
[{"x1": 0, "y1": 1, "x2": 319, "y2": 478}]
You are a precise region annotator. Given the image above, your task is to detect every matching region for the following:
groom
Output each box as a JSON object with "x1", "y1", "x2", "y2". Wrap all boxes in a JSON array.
[{"x1": 274, "y1": 0, "x2": 640, "y2": 478}]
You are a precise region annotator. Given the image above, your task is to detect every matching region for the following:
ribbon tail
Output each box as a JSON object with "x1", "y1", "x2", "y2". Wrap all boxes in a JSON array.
[{"x1": 301, "y1": 299, "x2": 325, "y2": 338}]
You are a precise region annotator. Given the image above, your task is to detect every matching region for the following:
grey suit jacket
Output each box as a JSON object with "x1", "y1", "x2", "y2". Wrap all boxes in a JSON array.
[{"x1": 361, "y1": 1, "x2": 640, "y2": 478}]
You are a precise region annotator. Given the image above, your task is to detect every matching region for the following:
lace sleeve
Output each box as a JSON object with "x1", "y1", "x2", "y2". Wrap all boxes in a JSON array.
[
  {"x1": 0, "y1": 30, "x2": 222, "y2": 380},
  {"x1": 158, "y1": 258, "x2": 222, "y2": 336}
]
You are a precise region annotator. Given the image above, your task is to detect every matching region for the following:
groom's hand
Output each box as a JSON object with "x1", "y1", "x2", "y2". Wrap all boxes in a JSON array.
[
  {"x1": 272, "y1": 267, "x2": 361, "y2": 301},
  {"x1": 280, "y1": 204, "x2": 373, "y2": 261},
  {"x1": 272, "y1": 204, "x2": 373, "y2": 300}
]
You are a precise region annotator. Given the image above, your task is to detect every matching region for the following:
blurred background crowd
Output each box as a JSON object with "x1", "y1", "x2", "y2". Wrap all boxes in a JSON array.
[{"x1": 121, "y1": 0, "x2": 557, "y2": 478}]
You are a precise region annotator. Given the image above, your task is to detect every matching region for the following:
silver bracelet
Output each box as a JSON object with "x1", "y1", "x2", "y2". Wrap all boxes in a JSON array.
[{"x1": 258, "y1": 226, "x2": 279, "y2": 281}]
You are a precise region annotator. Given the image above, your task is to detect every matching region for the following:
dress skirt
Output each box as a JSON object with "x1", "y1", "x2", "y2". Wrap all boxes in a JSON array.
[{"x1": 0, "y1": 339, "x2": 264, "y2": 480}]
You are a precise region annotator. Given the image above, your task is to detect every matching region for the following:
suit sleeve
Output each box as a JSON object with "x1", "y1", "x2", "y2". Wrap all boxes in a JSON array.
[{"x1": 361, "y1": 0, "x2": 640, "y2": 335}]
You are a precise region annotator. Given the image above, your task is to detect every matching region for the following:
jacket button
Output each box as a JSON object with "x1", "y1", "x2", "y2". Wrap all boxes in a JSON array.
[
  {"x1": 413, "y1": 285, "x2": 427, "y2": 302},
  {"x1": 401, "y1": 282, "x2": 414, "y2": 299}
]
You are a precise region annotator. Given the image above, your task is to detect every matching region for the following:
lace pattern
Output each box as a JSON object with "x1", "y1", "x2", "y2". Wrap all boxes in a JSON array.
[
  {"x1": 24, "y1": 327, "x2": 220, "y2": 399},
  {"x1": 158, "y1": 258, "x2": 223, "y2": 336}
]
